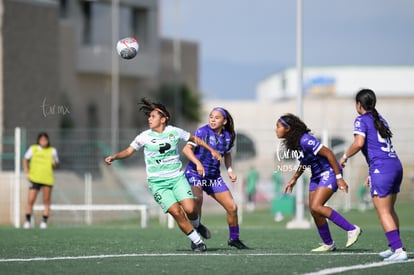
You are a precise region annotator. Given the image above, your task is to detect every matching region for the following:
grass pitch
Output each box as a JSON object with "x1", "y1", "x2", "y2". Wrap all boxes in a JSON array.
[{"x1": 1, "y1": 203, "x2": 413, "y2": 274}]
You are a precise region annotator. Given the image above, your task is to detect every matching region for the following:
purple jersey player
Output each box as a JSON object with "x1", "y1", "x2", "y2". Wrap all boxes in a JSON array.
[
  {"x1": 340, "y1": 89, "x2": 407, "y2": 262},
  {"x1": 276, "y1": 113, "x2": 361, "y2": 252},
  {"x1": 183, "y1": 107, "x2": 248, "y2": 249}
]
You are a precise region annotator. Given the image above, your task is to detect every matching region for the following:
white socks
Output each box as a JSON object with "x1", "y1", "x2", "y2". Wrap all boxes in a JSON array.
[{"x1": 187, "y1": 230, "x2": 203, "y2": 245}]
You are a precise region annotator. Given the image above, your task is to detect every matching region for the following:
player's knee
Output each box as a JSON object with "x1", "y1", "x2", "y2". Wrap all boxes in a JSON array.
[
  {"x1": 169, "y1": 207, "x2": 185, "y2": 219},
  {"x1": 226, "y1": 203, "x2": 238, "y2": 216},
  {"x1": 309, "y1": 203, "x2": 323, "y2": 215}
]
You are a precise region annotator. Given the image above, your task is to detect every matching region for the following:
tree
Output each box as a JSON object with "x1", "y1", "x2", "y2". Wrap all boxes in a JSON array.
[{"x1": 157, "y1": 83, "x2": 201, "y2": 124}]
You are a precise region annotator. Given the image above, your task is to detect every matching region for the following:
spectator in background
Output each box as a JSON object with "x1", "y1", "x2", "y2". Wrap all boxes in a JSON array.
[
  {"x1": 246, "y1": 166, "x2": 259, "y2": 212},
  {"x1": 23, "y1": 132, "x2": 59, "y2": 229}
]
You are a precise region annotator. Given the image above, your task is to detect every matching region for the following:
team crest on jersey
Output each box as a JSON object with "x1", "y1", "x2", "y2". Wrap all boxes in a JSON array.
[
  {"x1": 168, "y1": 133, "x2": 175, "y2": 142},
  {"x1": 209, "y1": 136, "x2": 217, "y2": 145}
]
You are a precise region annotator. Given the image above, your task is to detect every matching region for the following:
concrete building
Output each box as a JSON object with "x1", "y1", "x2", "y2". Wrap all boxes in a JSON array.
[
  {"x1": 1, "y1": 0, "x2": 200, "y2": 133},
  {"x1": 257, "y1": 66, "x2": 414, "y2": 101}
]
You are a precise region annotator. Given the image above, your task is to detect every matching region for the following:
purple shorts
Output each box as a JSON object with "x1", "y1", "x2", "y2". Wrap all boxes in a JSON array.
[
  {"x1": 185, "y1": 169, "x2": 229, "y2": 195},
  {"x1": 369, "y1": 167, "x2": 403, "y2": 197},
  {"x1": 309, "y1": 170, "x2": 338, "y2": 192}
]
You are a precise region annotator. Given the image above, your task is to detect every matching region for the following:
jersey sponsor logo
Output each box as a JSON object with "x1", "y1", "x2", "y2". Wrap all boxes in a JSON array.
[
  {"x1": 354, "y1": 121, "x2": 361, "y2": 128},
  {"x1": 158, "y1": 143, "x2": 171, "y2": 154},
  {"x1": 307, "y1": 139, "x2": 315, "y2": 146}
]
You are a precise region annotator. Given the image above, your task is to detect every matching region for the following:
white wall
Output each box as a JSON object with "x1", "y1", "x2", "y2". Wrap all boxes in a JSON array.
[{"x1": 257, "y1": 66, "x2": 414, "y2": 101}]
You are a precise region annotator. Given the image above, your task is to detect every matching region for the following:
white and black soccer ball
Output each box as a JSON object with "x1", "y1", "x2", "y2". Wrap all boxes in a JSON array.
[{"x1": 116, "y1": 37, "x2": 139, "y2": 60}]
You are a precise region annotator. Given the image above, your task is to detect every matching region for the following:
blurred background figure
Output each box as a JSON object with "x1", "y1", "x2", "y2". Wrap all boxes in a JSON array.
[
  {"x1": 245, "y1": 166, "x2": 259, "y2": 212},
  {"x1": 357, "y1": 181, "x2": 371, "y2": 211},
  {"x1": 272, "y1": 171, "x2": 284, "y2": 222},
  {"x1": 23, "y1": 132, "x2": 59, "y2": 229}
]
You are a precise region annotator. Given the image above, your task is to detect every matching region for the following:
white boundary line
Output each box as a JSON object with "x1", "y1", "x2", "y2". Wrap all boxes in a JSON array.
[
  {"x1": 0, "y1": 252, "x2": 412, "y2": 263},
  {"x1": 303, "y1": 259, "x2": 414, "y2": 275}
]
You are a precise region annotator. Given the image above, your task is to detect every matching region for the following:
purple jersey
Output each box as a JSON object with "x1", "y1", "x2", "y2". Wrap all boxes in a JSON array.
[
  {"x1": 353, "y1": 113, "x2": 401, "y2": 174},
  {"x1": 185, "y1": 124, "x2": 233, "y2": 178},
  {"x1": 298, "y1": 133, "x2": 338, "y2": 180}
]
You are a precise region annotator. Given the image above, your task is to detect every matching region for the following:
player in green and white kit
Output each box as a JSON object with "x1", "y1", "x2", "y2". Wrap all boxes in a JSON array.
[{"x1": 105, "y1": 99, "x2": 221, "y2": 252}]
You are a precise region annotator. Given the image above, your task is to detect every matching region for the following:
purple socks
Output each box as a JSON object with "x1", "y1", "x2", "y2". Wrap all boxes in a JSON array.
[
  {"x1": 386, "y1": 230, "x2": 403, "y2": 251},
  {"x1": 317, "y1": 222, "x2": 333, "y2": 245},
  {"x1": 229, "y1": 225, "x2": 239, "y2": 240},
  {"x1": 328, "y1": 210, "x2": 355, "y2": 231}
]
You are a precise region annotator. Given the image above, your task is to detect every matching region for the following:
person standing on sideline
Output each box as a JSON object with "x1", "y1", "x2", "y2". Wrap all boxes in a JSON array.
[
  {"x1": 276, "y1": 114, "x2": 361, "y2": 252},
  {"x1": 340, "y1": 89, "x2": 407, "y2": 262},
  {"x1": 246, "y1": 166, "x2": 259, "y2": 212},
  {"x1": 105, "y1": 98, "x2": 221, "y2": 252},
  {"x1": 23, "y1": 132, "x2": 59, "y2": 229},
  {"x1": 183, "y1": 107, "x2": 249, "y2": 249}
]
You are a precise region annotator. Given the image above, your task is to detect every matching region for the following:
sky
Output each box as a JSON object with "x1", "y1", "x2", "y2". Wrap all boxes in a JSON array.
[{"x1": 160, "y1": 0, "x2": 414, "y2": 100}]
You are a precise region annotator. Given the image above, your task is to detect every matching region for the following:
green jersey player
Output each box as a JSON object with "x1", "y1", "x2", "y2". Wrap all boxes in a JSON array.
[{"x1": 105, "y1": 99, "x2": 221, "y2": 252}]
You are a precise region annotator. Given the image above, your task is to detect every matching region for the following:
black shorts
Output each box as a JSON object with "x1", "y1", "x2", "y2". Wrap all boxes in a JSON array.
[{"x1": 29, "y1": 181, "x2": 52, "y2": 190}]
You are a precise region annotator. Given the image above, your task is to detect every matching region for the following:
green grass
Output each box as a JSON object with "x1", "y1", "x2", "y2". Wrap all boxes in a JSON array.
[{"x1": 1, "y1": 203, "x2": 414, "y2": 275}]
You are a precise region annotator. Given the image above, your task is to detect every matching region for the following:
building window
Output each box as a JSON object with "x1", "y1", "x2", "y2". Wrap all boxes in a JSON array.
[
  {"x1": 59, "y1": 0, "x2": 67, "y2": 18},
  {"x1": 81, "y1": 1, "x2": 148, "y2": 47}
]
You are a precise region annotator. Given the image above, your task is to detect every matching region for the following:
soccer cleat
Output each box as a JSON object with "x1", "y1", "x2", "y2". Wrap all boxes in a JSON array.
[
  {"x1": 311, "y1": 242, "x2": 336, "y2": 252},
  {"x1": 346, "y1": 225, "x2": 362, "y2": 248},
  {"x1": 379, "y1": 248, "x2": 394, "y2": 259},
  {"x1": 196, "y1": 223, "x2": 211, "y2": 239},
  {"x1": 192, "y1": 242, "x2": 207, "y2": 252},
  {"x1": 23, "y1": 221, "x2": 31, "y2": 229},
  {"x1": 228, "y1": 239, "x2": 249, "y2": 249},
  {"x1": 39, "y1": 221, "x2": 48, "y2": 229},
  {"x1": 384, "y1": 249, "x2": 408, "y2": 262}
]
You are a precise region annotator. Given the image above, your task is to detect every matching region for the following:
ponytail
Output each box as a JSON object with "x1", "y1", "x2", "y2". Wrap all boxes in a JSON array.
[
  {"x1": 355, "y1": 89, "x2": 392, "y2": 139},
  {"x1": 372, "y1": 108, "x2": 392, "y2": 139},
  {"x1": 223, "y1": 109, "x2": 236, "y2": 144}
]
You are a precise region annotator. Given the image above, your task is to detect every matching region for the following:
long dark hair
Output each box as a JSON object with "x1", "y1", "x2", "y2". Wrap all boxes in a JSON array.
[
  {"x1": 212, "y1": 107, "x2": 236, "y2": 144},
  {"x1": 278, "y1": 113, "x2": 311, "y2": 151},
  {"x1": 138, "y1": 98, "x2": 171, "y2": 123},
  {"x1": 355, "y1": 89, "x2": 392, "y2": 139},
  {"x1": 36, "y1": 132, "x2": 50, "y2": 147}
]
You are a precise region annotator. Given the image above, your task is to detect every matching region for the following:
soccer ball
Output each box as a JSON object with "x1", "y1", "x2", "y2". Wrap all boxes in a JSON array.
[{"x1": 116, "y1": 37, "x2": 139, "y2": 60}]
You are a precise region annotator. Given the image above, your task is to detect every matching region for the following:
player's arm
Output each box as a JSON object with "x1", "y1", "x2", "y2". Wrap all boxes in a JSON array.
[
  {"x1": 22, "y1": 147, "x2": 32, "y2": 179},
  {"x1": 105, "y1": 146, "x2": 135, "y2": 165},
  {"x1": 284, "y1": 164, "x2": 306, "y2": 194},
  {"x1": 182, "y1": 143, "x2": 205, "y2": 177},
  {"x1": 188, "y1": 135, "x2": 222, "y2": 161},
  {"x1": 224, "y1": 152, "x2": 237, "y2": 182},
  {"x1": 318, "y1": 146, "x2": 348, "y2": 193},
  {"x1": 340, "y1": 134, "x2": 365, "y2": 167},
  {"x1": 23, "y1": 158, "x2": 30, "y2": 179}
]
